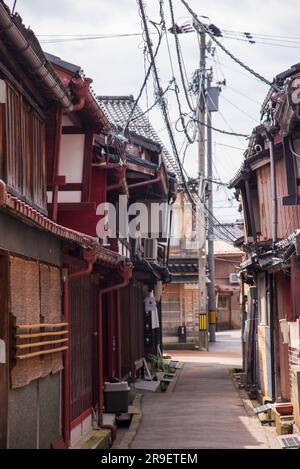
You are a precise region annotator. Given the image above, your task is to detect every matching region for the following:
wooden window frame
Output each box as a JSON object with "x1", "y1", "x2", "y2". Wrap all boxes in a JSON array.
[
  {"x1": 4, "y1": 81, "x2": 47, "y2": 211},
  {"x1": 282, "y1": 134, "x2": 300, "y2": 206}
]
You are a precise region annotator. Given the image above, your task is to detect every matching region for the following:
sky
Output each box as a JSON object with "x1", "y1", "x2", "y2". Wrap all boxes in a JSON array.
[{"x1": 6, "y1": 0, "x2": 300, "y2": 223}]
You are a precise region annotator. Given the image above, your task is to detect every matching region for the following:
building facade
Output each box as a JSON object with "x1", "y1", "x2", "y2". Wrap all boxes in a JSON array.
[
  {"x1": 0, "y1": 2, "x2": 176, "y2": 449},
  {"x1": 230, "y1": 63, "x2": 300, "y2": 429},
  {"x1": 162, "y1": 191, "x2": 242, "y2": 345}
]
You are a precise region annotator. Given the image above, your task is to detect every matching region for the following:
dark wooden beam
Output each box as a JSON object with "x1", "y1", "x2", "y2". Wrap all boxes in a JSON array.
[
  {"x1": 48, "y1": 202, "x2": 96, "y2": 212},
  {"x1": 62, "y1": 126, "x2": 85, "y2": 135},
  {"x1": 81, "y1": 132, "x2": 94, "y2": 202},
  {"x1": 47, "y1": 183, "x2": 82, "y2": 192},
  {"x1": 283, "y1": 135, "x2": 297, "y2": 203},
  {"x1": 0, "y1": 255, "x2": 9, "y2": 448}
]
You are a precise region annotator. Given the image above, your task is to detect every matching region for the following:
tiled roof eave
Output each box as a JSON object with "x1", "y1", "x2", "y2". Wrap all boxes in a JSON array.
[{"x1": 0, "y1": 189, "x2": 121, "y2": 268}]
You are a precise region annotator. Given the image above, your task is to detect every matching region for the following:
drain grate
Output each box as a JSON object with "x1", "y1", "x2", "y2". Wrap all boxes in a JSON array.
[
  {"x1": 254, "y1": 404, "x2": 271, "y2": 415},
  {"x1": 278, "y1": 435, "x2": 300, "y2": 449}
]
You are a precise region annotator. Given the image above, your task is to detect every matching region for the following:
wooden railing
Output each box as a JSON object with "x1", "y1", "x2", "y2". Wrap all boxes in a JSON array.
[{"x1": 14, "y1": 323, "x2": 68, "y2": 360}]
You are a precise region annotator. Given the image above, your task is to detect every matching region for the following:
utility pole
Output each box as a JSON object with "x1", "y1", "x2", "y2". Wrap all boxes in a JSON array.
[
  {"x1": 197, "y1": 26, "x2": 208, "y2": 351},
  {"x1": 207, "y1": 71, "x2": 217, "y2": 343}
]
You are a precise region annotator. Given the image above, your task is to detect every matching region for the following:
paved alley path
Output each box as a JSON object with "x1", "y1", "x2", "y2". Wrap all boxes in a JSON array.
[{"x1": 131, "y1": 331, "x2": 272, "y2": 449}]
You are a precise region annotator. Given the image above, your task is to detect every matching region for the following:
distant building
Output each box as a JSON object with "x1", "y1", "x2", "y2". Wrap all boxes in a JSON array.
[{"x1": 161, "y1": 191, "x2": 243, "y2": 346}]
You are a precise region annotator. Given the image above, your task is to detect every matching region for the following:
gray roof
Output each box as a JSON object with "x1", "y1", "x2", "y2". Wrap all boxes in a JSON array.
[
  {"x1": 97, "y1": 95, "x2": 179, "y2": 179},
  {"x1": 45, "y1": 52, "x2": 81, "y2": 75},
  {"x1": 214, "y1": 223, "x2": 244, "y2": 242}
]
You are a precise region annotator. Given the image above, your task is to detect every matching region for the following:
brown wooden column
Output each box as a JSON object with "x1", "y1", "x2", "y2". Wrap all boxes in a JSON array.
[{"x1": 0, "y1": 255, "x2": 9, "y2": 448}]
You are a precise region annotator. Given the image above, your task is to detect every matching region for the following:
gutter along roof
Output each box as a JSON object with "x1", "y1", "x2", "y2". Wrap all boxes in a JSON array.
[
  {"x1": 0, "y1": 3, "x2": 111, "y2": 130},
  {"x1": 45, "y1": 53, "x2": 111, "y2": 131},
  {"x1": 0, "y1": 2, "x2": 73, "y2": 111}
]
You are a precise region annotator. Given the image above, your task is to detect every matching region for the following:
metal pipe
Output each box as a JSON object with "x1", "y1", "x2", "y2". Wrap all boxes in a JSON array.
[
  {"x1": 107, "y1": 166, "x2": 127, "y2": 193},
  {"x1": 71, "y1": 77, "x2": 93, "y2": 112},
  {"x1": 207, "y1": 94, "x2": 216, "y2": 343},
  {"x1": 269, "y1": 273, "x2": 276, "y2": 402},
  {"x1": 127, "y1": 168, "x2": 162, "y2": 190},
  {"x1": 63, "y1": 257, "x2": 95, "y2": 448},
  {"x1": 245, "y1": 179, "x2": 257, "y2": 246},
  {"x1": 116, "y1": 290, "x2": 122, "y2": 379},
  {"x1": 51, "y1": 108, "x2": 63, "y2": 222},
  {"x1": 269, "y1": 137, "x2": 278, "y2": 246},
  {"x1": 97, "y1": 270, "x2": 131, "y2": 426},
  {"x1": 166, "y1": 208, "x2": 173, "y2": 266}
]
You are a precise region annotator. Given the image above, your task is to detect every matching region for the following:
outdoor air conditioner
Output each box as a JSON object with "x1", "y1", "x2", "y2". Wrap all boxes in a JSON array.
[
  {"x1": 229, "y1": 273, "x2": 240, "y2": 285},
  {"x1": 143, "y1": 239, "x2": 158, "y2": 260}
]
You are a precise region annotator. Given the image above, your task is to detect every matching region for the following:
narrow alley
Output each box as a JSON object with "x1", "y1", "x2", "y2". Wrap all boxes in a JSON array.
[
  {"x1": 2, "y1": 0, "x2": 300, "y2": 458},
  {"x1": 131, "y1": 331, "x2": 275, "y2": 449}
]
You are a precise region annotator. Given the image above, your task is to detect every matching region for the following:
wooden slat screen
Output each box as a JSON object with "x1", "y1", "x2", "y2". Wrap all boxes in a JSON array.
[
  {"x1": 5, "y1": 83, "x2": 46, "y2": 210},
  {"x1": 9, "y1": 256, "x2": 63, "y2": 389}
]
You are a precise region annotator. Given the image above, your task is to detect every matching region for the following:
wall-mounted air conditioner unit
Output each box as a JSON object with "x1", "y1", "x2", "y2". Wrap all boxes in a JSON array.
[
  {"x1": 229, "y1": 273, "x2": 240, "y2": 285},
  {"x1": 144, "y1": 239, "x2": 158, "y2": 260}
]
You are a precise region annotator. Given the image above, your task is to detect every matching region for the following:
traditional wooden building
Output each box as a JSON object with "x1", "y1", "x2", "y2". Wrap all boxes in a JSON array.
[
  {"x1": 97, "y1": 95, "x2": 176, "y2": 378},
  {"x1": 162, "y1": 191, "x2": 242, "y2": 345},
  {"x1": 0, "y1": 0, "x2": 177, "y2": 449},
  {"x1": 230, "y1": 63, "x2": 300, "y2": 429},
  {"x1": 0, "y1": 5, "x2": 131, "y2": 449}
]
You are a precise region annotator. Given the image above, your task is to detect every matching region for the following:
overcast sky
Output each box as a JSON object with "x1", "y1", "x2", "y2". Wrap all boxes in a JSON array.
[{"x1": 7, "y1": 0, "x2": 300, "y2": 223}]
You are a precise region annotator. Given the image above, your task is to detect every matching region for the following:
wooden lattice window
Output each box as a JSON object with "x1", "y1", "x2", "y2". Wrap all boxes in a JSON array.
[{"x1": 4, "y1": 83, "x2": 46, "y2": 210}]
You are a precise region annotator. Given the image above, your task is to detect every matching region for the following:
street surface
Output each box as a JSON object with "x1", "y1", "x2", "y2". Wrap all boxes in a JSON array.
[{"x1": 132, "y1": 331, "x2": 275, "y2": 449}]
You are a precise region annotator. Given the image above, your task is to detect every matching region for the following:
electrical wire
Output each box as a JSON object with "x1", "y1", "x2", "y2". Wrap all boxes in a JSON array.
[
  {"x1": 158, "y1": 1, "x2": 197, "y2": 144},
  {"x1": 222, "y1": 34, "x2": 300, "y2": 50},
  {"x1": 124, "y1": 19, "x2": 164, "y2": 132},
  {"x1": 191, "y1": 116, "x2": 249, "y2": 138},
  {"x1": 138, "y1": 0, "x2": 191, "y2": 193},
  {"x1": 127, "y1": 80, "x2": 175, "y2": 125},
  {"x1": 180, "y1": 0, "x2": 278, "y2": 90},
  {"x1": 220, "y1": 95, "x2": 258, "y2": 122},
  {"x1": 168, "y1": 0, "x2": 195, "y2": 113},
  {"x1": 214, "y1": 142, "x2": 246, "y2": 151}
]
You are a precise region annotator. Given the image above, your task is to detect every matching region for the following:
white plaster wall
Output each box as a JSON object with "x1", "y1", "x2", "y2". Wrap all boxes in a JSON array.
[
  {"x1": 62, "y1": 115, "x2": 75, "y2": 126},
  {"x1": 47, "y1": 191, "x2": 52, "y2": 204},
  {"x1": 47, "y1": 190, "x2": 82, "y2": 203},
  {"x1": 58, "y1": 191, "x2": 82, "y2": 203},
  {"x1": 59, "y1": 134, "x2": 85, "y2": 183}
]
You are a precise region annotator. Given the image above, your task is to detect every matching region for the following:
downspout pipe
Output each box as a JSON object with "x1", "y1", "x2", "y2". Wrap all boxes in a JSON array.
[
  {"x1": 269, "y1": 137, "x2": 278, "y2": 247},
  {"x1": 268, "y1": 136, "x2": 277, "y2": 403},
  {"x1": 107, "y1": 165, "x2": 127, "y2": 194},
  {"x1": 71, "y1": 77, "x2": 93, "y2": 112},
  {"x1": 269, "y1": 272, "x2": 276, "y2": 403},
  {"x1": 127, "y1": 168, "x2": 162, "y2": 190},
  {"x1": 166, "y1": 208, "x2": 173, "y2": 267},
  {"x1": 97, "y1": 269, "x2": 131, "y2": 429},
  {"x1": 245, "y1": 179, "x2": 258, "y2": 248},
  {"x1": 51, "y1": 108, "x2": 63, "y2": 222},
  {"x1": 116, "y1": 290, "x2": 122, "y2": 379},
  {"x1": 63, "y1": 254, "x2": 95, "y2": 448}
]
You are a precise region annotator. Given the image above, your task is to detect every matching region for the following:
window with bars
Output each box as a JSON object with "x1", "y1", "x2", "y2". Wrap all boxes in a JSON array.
[
  {"x1": 218, "y1": 295, "x2": 229, "y2": 310},
  {"x1": 162, "y1": 285, "x2": 181, "y2": 333}
]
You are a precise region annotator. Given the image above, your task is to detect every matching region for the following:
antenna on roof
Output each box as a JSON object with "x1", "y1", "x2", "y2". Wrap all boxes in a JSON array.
[{"x1": 12, "y1": 1, "x2": 17, "y2": 15}]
